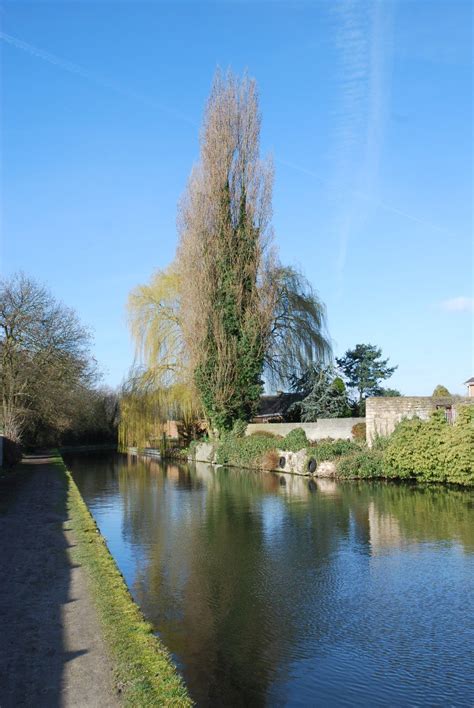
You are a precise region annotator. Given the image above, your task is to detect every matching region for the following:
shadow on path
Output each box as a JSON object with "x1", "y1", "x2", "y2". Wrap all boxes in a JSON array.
[{"x1": 0, "y1": 456, "x2": 117, "y2": 707}]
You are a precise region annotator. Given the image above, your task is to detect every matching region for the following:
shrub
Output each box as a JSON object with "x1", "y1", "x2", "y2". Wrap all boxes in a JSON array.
[
  {"x1": 231, "y1": 419, "x2": 248, "y2": 438},
  {"x1": 259, "y1": 449, "x2": 280, "y2": 470},
  {"x1": 443, "y1": 406, "x2": 474, "y2": 485},
  {"x1": 281, "y1": 428, "x2": 309, "y2": 451},
  {"x1": 383, "y1": 406, "x2": 474, "y2": 486},
  {"x1": 215, "y1": 433, "x2": 277, "y2": 467},
  {"x1": 351, "y1": 422, "x2": 366, "y2": 441},
  {"x1": 432, "y1": 385, "x2": 451, "y2": 397},
  {"x1": 313, "y1": 439, "x2": 361, "y2": 462},
  {"x1": 383, "y1": 411, "x2": 447, "y2": 482},
  {"x1": 337, "y1": 449, "x2": 384, "y2": 478},
  {"x1": 165, "y1": 446, "x2": 190, "y2": 461},
  {"x1": 372, "y1": 434, "x2": 391, "y2": 452}
]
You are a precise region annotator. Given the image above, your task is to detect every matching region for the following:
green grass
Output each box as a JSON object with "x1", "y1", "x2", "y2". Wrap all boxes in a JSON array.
[{"x1": 55, "y1": 455, "x2": 192, "y2": 707}]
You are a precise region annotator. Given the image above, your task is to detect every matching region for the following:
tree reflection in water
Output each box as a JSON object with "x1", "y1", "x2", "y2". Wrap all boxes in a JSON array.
[{"x1": 67, "y1": 453, "x2": 474, "y2": 707}]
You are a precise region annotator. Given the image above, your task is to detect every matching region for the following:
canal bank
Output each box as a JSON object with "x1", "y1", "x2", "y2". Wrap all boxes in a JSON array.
[{"x1": 0, "y1": 453, "x2": 191, "y2": 707}]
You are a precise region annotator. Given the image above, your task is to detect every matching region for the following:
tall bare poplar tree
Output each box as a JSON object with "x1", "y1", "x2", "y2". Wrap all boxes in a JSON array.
[
  {"x1": 122, "y1": 70, "x2": 331, "y2": 440},
  {"x1": 178, "y1": 71, "x2": 275, "y2": 432}
]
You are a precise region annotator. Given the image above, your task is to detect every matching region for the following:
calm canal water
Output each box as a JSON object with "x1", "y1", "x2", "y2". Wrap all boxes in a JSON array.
[{"x1": 65, "y1": 452, "x2": 474, "y2": 707}]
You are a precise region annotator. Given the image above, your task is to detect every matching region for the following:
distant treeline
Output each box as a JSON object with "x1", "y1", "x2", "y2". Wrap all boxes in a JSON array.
[{"x1": 0, "y1": 272, "x2": 118, "y2": 450}]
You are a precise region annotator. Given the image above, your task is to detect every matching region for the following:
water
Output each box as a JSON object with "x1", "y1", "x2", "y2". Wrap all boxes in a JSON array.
[{"x1": 66, "y1": 452, "x2": 474, "y2": 707}]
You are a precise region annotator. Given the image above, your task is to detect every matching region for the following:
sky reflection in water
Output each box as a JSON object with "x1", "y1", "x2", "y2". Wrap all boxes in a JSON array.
[{"x1": 67, "y1": 453, "x2": 474, "y2": 707}]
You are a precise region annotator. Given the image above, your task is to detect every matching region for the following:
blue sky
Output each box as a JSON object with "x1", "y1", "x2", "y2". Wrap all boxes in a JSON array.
[{"x1": 1, "y1": 0, "x2": 472, "y2": 395}]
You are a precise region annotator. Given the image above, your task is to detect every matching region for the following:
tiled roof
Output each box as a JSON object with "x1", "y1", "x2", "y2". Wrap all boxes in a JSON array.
[{"x1": 254, "y1": 392, "x2": 303, "y2": 418}]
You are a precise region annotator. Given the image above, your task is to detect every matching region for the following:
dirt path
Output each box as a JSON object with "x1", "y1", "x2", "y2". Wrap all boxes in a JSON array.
[{"x1": 0, "y1": 455, "x2": 119, "y2": 707}]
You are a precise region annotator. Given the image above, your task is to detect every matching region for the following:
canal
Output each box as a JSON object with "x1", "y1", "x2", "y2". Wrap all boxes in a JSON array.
[{"x1": 65, "y1": 452, "x2": 474, "y2": 707}]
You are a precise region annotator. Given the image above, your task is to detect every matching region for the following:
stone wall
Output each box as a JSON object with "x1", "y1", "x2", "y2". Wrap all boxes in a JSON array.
[
  {"x1": 245, "y1": 419, "x2": 365, "y2": 442},
  {"x1": 366, "y1": 396, "x2": 473, "y2": 445}
]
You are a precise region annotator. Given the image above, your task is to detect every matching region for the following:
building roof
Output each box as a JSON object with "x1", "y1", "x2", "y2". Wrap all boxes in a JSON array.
[
  {"x1": 254, "y1": 392, "x2": 303, "y2": 419},
  {"x1": 464, "y1": 377, "x2": 474, "y2": 384}
]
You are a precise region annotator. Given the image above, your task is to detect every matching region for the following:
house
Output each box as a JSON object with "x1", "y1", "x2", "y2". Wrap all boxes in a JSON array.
[
  {"x1": 465, "y1": 377, "x2": 474, "y2": 397},
  {"x1": 251, "y1": 392, "x2": 303, "y2": 423}
]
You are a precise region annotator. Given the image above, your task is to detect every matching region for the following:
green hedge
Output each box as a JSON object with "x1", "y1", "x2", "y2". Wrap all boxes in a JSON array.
[
  {"x1": 215, "y1": 433, "x2": 277, "y2": 467},
  {"x1": 443, "y1": 407, "x2": 474, "y2": 484},
  {"x1": 312, "y1": 439, "x2": 361, "y2": 461},
  {"x1": 383, "y1": 406, "x2": 474, "y2": 486},
  {"x1": 337, "y1": 449, "x2": 384, "y2": 479},
  {"x1": 280, "y1": 428, "x2": 309, "y2": 451}
]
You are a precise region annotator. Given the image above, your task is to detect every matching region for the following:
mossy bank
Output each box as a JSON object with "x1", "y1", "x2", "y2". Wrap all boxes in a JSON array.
[{"x1": 57, "y1": 455, "x2": 192, "y2": 707}]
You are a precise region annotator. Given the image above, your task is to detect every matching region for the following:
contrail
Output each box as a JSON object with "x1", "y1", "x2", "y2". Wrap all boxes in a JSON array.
[
  {"x1": 2, "y1": 31, "x2": 452, "y2": 238},
  {"x1": 275, "y1": 158, "x2": 452, "y2": 235},
  {"x1": 0, "y1": 31, "x2": 197, "y2": 127},
  {"x1": 276, "y1": 157, "x2": 452, "y2": 236}
]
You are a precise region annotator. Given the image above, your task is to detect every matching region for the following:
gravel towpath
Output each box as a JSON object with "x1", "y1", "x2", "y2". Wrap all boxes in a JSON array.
[{"x1": 0, "y1": 455, "x2": 119, "y2": 707}]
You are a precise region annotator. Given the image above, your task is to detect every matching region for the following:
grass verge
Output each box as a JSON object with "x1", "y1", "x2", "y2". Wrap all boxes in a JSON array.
[{"x1": 55, "y1": 455, "x2": 192, "y2": 707}]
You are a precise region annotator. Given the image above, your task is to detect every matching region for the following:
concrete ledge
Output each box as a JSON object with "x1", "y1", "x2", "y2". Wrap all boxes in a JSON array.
[
  {"x1": 275, "y1": 451, "x2": 337, "y2": 478},
  {"x1": 275, "y1": 448, "x2": 308, "y2": 475},
  {"x1": 194, "y1": 442, "x2": 215, "y2": 463}
]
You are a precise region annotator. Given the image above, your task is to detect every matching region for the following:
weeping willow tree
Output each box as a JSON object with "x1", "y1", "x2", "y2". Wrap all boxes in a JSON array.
[
  {"x1": 120, "y1": 70, "x2": 332, "y2": 442},
  {"x1": 118, "y1": 375, "x2": 200, "y2": 449},
  {"x1": 118, "y1": 266, "x2": 202, "y2": 449},
  {"x1": 265, "y1": 265, "x2": 330, "y2": 389}
]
